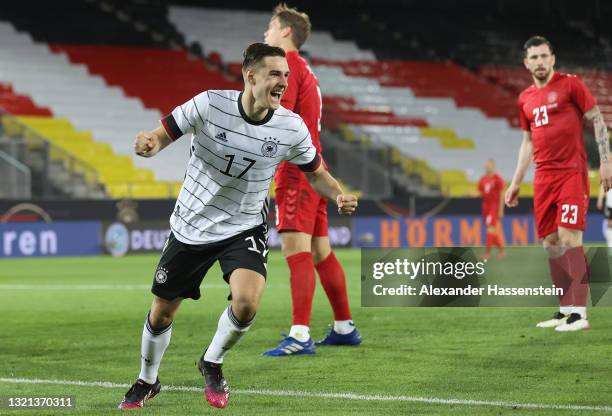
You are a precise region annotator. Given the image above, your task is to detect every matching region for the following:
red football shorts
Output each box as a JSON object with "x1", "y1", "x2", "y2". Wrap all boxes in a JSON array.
[
  {"x1": 274, "y1": 162, "x2": 328, "y2": 237},
  {"x1": 533, "y1": 170, "x2": 589, "y2": 239}
]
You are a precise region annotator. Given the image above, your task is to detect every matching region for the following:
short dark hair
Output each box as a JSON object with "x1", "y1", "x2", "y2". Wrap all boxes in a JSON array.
[
  {"x1": 272, "y1": 3, "x2": 311, "y2": 49},
  {"x1": 242, "y1": 42, "x2": 286, "y2": 72},
  {"x1": 523, "y1": 36, "x2": 554, "y2": 57}
]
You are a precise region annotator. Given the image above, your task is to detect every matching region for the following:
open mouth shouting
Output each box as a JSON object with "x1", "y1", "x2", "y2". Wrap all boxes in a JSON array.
[{"x1": 270, "y1": 89, "x2": 284, "y2": 104}]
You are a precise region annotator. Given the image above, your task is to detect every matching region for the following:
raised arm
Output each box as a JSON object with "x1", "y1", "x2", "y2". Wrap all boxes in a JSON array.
[
  {"x1": 134, "y1": 125, "x2": 172, "y2": 158},
  {"x1": 303, "y1": 163, "x2": 358, "y2": 215},
  {"x1": 585, "y1": 106, "x2": 612, "y2": 191},
  {"x1": 505, "y1": 131, "x2": 533, "y2": 207}
]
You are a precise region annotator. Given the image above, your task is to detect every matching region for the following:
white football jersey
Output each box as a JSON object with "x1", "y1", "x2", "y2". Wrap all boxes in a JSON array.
[{"x1": 161, "y1": 89, "x2": 319, "y2": 244}]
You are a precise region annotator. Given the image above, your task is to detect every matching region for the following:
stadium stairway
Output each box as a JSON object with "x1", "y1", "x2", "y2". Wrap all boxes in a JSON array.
[
  {"x1": 168, "y1": 5, "x2": 376, "y2": 63},
  {"x1": 167, "y1": 6, "x2": 531, "y2": 196},
  {"x1": 313, "y1": 61, "x2": 527, "y2": 193},
  {"x1": 50, "y1": 44, "x2": 241, "y2": 115},
  {"x1": 0, "y1": 84, "x2": 102, "y2": 198},
  {"x1": 0, "y1": 90, "x2": 180, "y2": 199},
  {"x1": 0, "y1": 83, "x2": 52, "y2": 117},
  {"x1": 0, "y1": 21, "x2": 193, "y2": 193}
]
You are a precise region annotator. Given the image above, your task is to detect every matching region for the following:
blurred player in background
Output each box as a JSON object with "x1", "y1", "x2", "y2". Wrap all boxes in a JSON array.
[
  {"x1": 478, "y1": 159, "x2": 505, "y2": 259},
  {"x1": 262, "y1": 3, "x2": 361, "y2": 357},
  {"x1": 506, "y1": 36, "x2": 612, "y2": 332},
  {"x1": 117, "y1": 43, "x2": 357, "y2": 410},
  {"x1": 596, "y1": 185, "x2": 612, "y2": 246}
]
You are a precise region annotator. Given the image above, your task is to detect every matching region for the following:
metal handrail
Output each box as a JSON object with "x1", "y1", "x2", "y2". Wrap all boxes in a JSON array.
[
  {"x1": 1, "y1": 114, "x2": 180, "y2": 199},
  {"x1": 1, "y1": 114, "x2": 102, "y2": 189},
  {"x1": 0, "y1": 147, "x2": 31, "y2": 198}
]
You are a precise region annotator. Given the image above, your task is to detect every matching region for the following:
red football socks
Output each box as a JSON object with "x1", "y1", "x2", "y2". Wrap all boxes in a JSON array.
[
  {"x1": 287, "y1": 252, "x2": 316, "y2": 326},
  {"x1": 565, "y1": 246, "x2": 589, "y2": 307},
  {"x1": 316, "y1": 252, "x2": 352, "y2": 321},
  {"x1": 548, "y1": 252, "x2": 573, "y2": 307}
]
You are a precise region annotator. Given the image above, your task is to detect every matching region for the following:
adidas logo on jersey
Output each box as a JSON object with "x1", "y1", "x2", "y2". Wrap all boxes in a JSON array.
[{"x1": 215, "y1": 131, "x2": 228, "y2": 142}]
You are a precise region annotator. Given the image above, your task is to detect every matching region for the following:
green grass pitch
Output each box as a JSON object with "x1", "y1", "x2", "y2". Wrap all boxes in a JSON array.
[{"x1": 1, "y1": 249, "x2": 611, "y2": 415}]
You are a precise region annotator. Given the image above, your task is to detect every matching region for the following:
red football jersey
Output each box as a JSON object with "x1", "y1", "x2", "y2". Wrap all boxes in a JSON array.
[
  {"x1": 478, "y1": 173, "x2": 504, "y2": 214},
  {"x1": 518, "y1": 72, "x2": 596, "y2": 173},
  {"x1": 281, "y1": 50, "x2": 322, "y2": 152}
]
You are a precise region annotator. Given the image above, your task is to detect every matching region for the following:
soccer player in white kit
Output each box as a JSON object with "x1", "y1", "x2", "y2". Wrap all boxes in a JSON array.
[{"x1": 117, "y1": 43, "x2": 358, "y2": 410}]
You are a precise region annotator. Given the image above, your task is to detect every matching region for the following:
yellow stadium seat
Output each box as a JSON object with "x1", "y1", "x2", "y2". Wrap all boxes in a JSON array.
[
  {"x1": 172, "y1": 182, "x2": 183, "y2": 198},
  {"x1": 419, "y1": 127, "x2": 476, "y2": 149},
  {"x1": 390, "y1": 148, "x2": 402, "y2": 164},
  {"x1": 105, "y1": 184, "x2": 132, "y2": 198},
  {"x1": 11, "y1": 115, "x2": 167, "y2": 198},
  {"x1": 439, "y1": 170, "x2": 468, "y2": 196},
  {"x1": 588, "y1": 170, "x2": 601, "y2": 197},
  {"x1": 130, "y1": 183, "x2": 173, "y2": 198},
  {"x1": 268, "y1": 179, "x2": 276, "y2": 199},
  {"x1": 519, "y1": 183, "x2": 534, "y2": 197},
  {"x1": 105, "y1": 182, "x2": 174, "y2": 199},
  {"x1": 16, "y1": 116, "x2": 73, "y2": 130},
  {"x1": 339, "y1": 124, "x2": 355, "y2": 142},
  {"x1": 447, "y1": 182, "x2": 478, "y2": 197}
]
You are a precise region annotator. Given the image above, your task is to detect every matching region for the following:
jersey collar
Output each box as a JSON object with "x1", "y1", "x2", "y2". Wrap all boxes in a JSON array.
[
  {"x1": 237, "y1": 92, "x2": 275, "y2": 126},
  {"x1": 534, "y1": 71, "x2": 561, "y2": 89}
]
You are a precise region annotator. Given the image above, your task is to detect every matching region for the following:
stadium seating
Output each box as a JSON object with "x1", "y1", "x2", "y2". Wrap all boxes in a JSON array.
[
  {"x1": 4, "y1": 115, "x2": 180, "y2": 198},
  {"x1": 314, "y1": 59, "x2": 519, "y2": 125},
  {"x1": 0, "y1": 83, "x2": 52, "y2": 116},
  {"x1": 480, "y1": 65, "x2": 612, "y2": 128},
  {"x1": 168, "y1": 5, "x2": 375, "y2": 63},
  {"x1": 3, "y1": 3, "x2": 606, "y2": 199},
  {"x1": 0, "y1": 21, "x2": 189, "y2": 186},
  {"x1": 50, "y1": 45, "x2": 241, "y2": 114},
  {"x1": 167, "y1": 1, "x2": 611, "y2": 69},
  {"x1": 166, "y1": 6, "x2": 529, "y2": 196}
]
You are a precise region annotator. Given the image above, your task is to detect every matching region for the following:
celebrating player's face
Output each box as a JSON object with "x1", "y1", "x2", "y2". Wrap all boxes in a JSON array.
[
  {"x1": 264, "y1": 18, "x2": 285, "y2": 47},
  {"x1": 251, "y1": 56, "x2": 289, "y2": 110},
  {"x1": 524, "y1": 44, "x2": 555, "y2": 82}
]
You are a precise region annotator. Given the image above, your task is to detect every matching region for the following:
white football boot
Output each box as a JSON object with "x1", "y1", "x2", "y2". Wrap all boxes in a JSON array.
[
  {"x1": 536, "y1": 312, "x2": 567, "y2": 328},
  {"x1": 555, "y1": 313, "x2": 590, "y2": 332}
]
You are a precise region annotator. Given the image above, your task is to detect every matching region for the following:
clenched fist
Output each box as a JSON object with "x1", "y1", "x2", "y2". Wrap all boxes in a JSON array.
[
  {"x1": 336, "y1": 194, "x2": 358, "y2": 215},
  {"x1": 134, "y1": 131, "x2": 158, "y2": 157}
]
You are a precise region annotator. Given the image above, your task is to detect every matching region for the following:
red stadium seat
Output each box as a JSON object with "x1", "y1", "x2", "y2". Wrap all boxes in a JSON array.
[
  {"x1": 49, "y1": 45, "x2": 242, "y2": 114},
  {"x1": 321, "y1": 96, "x2": 427, "y2": 128},
  {"x1": 207, "y1": 51, "x2": 223, "y2": 67},
  {"x1": 312, "y1": 59, "x2": 520, "y2": 127},
  {"x1": 0, "y1": 82, "x2": 53, "y2": 116}
]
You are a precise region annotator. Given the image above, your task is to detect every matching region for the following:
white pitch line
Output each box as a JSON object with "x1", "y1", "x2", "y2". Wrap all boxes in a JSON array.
[
  {"x1": 0, "y1": 284, "x2": 288, "y2": 290},
  {"x1": 0, "y1": 284, "x2": 152, "y2": 290},
  {"x1": 0, "y1": 377, "x2": 610, "y2": 413}
]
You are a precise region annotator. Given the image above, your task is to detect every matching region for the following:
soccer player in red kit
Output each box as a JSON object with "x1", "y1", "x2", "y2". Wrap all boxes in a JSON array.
[
  {"x1": 262, "y1": 4, "x2": 361, "y2": 356},
  {"x1": 478, "y1": 159, "x2": 505, "y2": 259},
  {"x1": 506, "y1": 36, "x2": 612, "y2": 332}
]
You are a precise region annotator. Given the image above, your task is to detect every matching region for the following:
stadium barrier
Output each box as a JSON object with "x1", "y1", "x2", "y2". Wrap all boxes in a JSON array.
[
  {"x1": 0, "y1": 215, "x2": 608, "y2": 258},
  {"x1": 0, "y1": 221, "x2": 101, "y2": 257},
  {"x1": 353, "y1": 215, "x2": 608, "y2": 247},
  {"x1": 102, "y1": 218, "x2": 353, "y2": 257}
]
